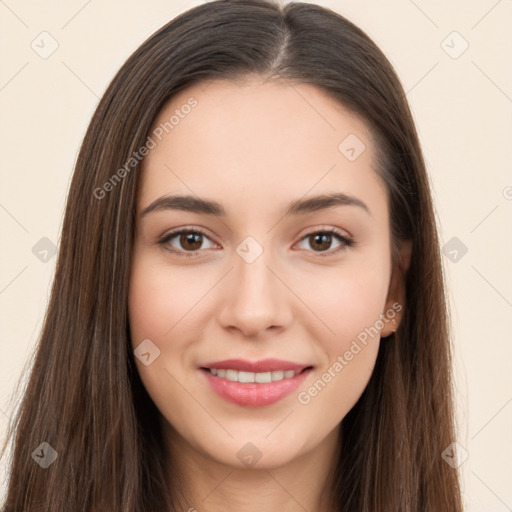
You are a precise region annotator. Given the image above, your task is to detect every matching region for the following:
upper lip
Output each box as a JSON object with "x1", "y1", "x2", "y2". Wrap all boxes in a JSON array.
[{"x1": 200, "y1": 358, "x2": 312, "y2": 373}]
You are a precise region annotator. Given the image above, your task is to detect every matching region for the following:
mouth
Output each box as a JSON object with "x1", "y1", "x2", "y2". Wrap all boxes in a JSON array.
[
  {"x1": 200, "y1": 366, "x2": 312, "y2": 383},
  {"x1": 199, "y1": 359, "x2": 314, "y2": 407}
]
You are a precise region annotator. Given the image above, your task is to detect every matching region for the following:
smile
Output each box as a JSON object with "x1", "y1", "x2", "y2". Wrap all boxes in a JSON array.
[
  {"x1": 200, "y1": 365, "x2": 313, "y2": 407},
  {"x1": 205, "y1": 368, "x2": 303, "y2": 383}
]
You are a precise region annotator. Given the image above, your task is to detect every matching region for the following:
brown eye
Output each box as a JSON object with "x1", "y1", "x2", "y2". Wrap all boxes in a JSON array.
[
  {"x1": 309, "y1": 233, "x2": 333, "y2": 252},
  {"x1": 296, "y1": 229, "x2": 354, "y2": 256},
  {"x1": 179, "y1": 232, "x2": 203, "y2": 251},
  {"x1": 158, "y1": 228, "x2": 217, "y2": 257}
]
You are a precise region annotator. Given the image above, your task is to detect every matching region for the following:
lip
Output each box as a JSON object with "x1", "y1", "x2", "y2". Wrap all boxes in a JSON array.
[
  {"x1": 199, "y1": 362, "x2": 313, "y2": 407},
  {"x1": 200, "y1": 358, "x2": 310, "y2": 373}
]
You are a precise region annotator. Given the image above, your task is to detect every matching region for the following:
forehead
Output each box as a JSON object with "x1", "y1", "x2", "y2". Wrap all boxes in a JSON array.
[
  {"x1": 149, "y1": 76, "x2": 374, "y2": 155},
  {"x1": 137, "y1": 76, "x2": 387, "y2": 220}
]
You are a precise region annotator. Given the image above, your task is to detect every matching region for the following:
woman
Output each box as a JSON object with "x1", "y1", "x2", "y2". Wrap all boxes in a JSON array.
[{"x1": 1, "y1": 0, "x2": 464, "y2": 510}]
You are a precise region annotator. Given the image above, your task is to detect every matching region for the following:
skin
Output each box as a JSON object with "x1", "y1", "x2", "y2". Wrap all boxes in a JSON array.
[{"x1": 128, "y1": 75, "x2": 411, "y2": 512}]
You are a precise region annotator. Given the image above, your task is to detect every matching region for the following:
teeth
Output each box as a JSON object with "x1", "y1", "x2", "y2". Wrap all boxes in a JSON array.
[
  {"x1": 208, "y1": 368, "x2": 302, "y2": 383},
  {"x1": 272, "y1": 370, "x2": 284, "y2": 381},
  {"x1": 255, "y1": 371, "x2": 271, "y2": 383},
  {"x1": 226, "y1": 369, "x2": 238, "y2": 381},
  {"x1": 238, "y1": 371, "x2": 255, "y2": 383}
]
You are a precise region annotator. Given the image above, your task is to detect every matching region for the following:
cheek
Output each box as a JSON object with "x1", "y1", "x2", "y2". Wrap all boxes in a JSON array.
[
  {"x1": 299, "y1": 258, "x2": 390, "y2": 346},
  {"x1": 297, "y1": 271, "x2": 385, "y2": 419},
  {"x1": 128, "y1": 255, "x2": 199, "y2": 348},
  {"x1": 293, "y1": 254, "x2": 389, "y2": 410},
  {"x1": 303, "y1": 339, "x2": 380, "y2": 425},
  {"x1": 127, "y1": 257, "x2": 204, "y2": 425},
  {"x1": 128, "y1": 254, "x2": 213, "y2": 399}
]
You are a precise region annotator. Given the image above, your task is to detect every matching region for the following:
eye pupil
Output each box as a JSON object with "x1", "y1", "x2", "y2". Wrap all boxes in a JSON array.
[
  {"x1": 181, "y1": 232, "x2": 202, "y2": 251},
  {"x1": 310, "y1": 233, "x2": 332, "y2": 251}
]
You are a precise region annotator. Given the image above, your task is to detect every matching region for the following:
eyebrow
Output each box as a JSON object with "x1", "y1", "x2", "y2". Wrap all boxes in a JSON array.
[{"x1": 140, "y1": 192, "x2": 370, "y2": 218}]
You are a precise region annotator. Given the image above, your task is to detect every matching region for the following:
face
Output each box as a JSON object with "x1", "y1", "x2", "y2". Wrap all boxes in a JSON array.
[{"x1": 128, "y1": 76, "x2": 408, "y2": 470}]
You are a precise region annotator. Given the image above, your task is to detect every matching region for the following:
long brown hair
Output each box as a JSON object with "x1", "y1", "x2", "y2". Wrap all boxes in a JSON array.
[{"x1": 1, "y1": 1, "x2": 463, "y2": 510}]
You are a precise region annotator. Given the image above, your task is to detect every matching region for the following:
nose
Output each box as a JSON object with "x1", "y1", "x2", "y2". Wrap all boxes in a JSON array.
[{"x1": 217, "y1": 247, "x2": 293, "y2": 338}]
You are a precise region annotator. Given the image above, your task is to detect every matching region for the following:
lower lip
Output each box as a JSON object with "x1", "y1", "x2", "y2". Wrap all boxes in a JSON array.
[{"x1": 200, "y1": 368, "x2": 312, "y2": 407}]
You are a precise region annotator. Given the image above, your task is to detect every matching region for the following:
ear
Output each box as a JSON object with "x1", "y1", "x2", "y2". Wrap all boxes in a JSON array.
[{"x1": 380, "y1": 238, "x2": 412, "y2": 338}]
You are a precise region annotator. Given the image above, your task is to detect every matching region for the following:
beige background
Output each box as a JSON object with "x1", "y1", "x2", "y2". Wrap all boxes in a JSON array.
[{"x1": 1, "y1": 0, "x2": 511, "y2": 509}]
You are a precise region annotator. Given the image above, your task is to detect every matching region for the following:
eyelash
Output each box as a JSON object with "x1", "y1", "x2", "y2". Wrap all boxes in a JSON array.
[{"x1": 157, "y1": 226, "x2": 355, "y2": 259}]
